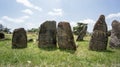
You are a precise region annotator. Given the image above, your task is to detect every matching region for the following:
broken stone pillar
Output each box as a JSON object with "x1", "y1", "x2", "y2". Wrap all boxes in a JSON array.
[
  {"x1": 89, "y1": 15, "x2": 108, "y2": 51},
  {"x1": 76, "y1": 24, "x2": 87, "y2": 41},
  {"x1": 109, "y1": 20, "x2": 120, "y2": 48},
  {"x1": 0, "y1": 32, "x2": 5, "y2": 39},
  {"x1": 57, "y1": 22, "x2": 76, "y2": 50},
  {"x1": 38, "y1": 21, "x2": 57, "y2": 48},
  {"x1": 12, "y1": 28, "x2": 27, "y2": 49}
]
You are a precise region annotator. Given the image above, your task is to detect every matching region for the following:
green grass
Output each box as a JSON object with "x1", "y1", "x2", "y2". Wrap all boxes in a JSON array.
[{"x1": 0, "y1": 34, "x2": 120, "y2": 67}]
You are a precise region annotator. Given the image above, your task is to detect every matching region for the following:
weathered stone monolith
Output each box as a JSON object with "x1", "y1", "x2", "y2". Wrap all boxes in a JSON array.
[
  {"x1": 109, "y1": 20, "x2": 120, "y2": 48},
  {"x1": 57, "y1": 22, "x2": 76, "y2": 50},
  {"x1": 76, "y1": 24, "x2": 87, "y2": 41},
  {"x1": 38, "y1": 21, "x2": 57, "y2": 48},
  {"x1": 0, "y1": 32, "x2": 5, "y2": 39},
  {"x1": 12, "y1": 28, "x2": 27, "y2": 49},
  {"x1": 89, "y1": 15, "x2": 108, "y2": 51}
]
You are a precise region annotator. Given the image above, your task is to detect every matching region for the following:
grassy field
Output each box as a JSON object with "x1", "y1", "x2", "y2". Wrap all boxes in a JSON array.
[{"x1": 0, "y1": 33, "x2": 120, "y2": 67}]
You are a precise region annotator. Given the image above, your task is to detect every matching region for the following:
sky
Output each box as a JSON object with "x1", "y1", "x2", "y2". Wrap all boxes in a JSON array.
[{"x1": 0, "y1": 0, "x2": 120, "y2": 32}]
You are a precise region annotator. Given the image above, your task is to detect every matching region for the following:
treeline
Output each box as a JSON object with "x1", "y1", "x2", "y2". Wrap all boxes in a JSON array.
[
  {"x1": 0, "y1": 24, "x2": 11, "y2": 33},
  {"x1": 0, "y1": 23, "x2": 90, "y2": 35}
]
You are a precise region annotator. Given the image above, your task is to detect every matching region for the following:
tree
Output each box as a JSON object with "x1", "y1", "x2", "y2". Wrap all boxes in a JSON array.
[
  {"x1": 3, "y1": 27, "x2": 11, "y2": 33},
  {"x1": 73, "y1": 22, "x2": 88, "y2": 41},
  {"x1": 27, "y1": 28, "x2": 39, "y2": 33},
  {"x1": 73, "y1": 22, "x2": 87, "y2": 35},
  {"x1": 0, "y1": 24, "x2": 4, "y2": 31},
  {"x1": 0, "y1": 24, "x2": 11, "y2": 33}
]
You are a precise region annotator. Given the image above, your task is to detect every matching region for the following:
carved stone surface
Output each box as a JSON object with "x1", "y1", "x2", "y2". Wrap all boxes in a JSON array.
[
  {"x1": 109, "y1": 20, "x2": 120, "y2": 48},
  {"x1": 89, "y1": 15, "x2": 108, "y2": 51},
  {"x1": 57, "y1": 22, "x2": 76, "y2": 50},
  {"x1": 12, "y1": 28, "x2": 27, "y2": 49},
  {"x1": 38, "y1": 21, "x2": 57, "y2": 48},
  {"x1": 76, "y1": 24, "x2": 87, "y2": 41},
  {"x1": 0, "y1": 32, "x2": 5, "y2": 39}
]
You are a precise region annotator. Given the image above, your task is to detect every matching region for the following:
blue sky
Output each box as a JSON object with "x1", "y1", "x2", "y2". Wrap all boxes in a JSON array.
[{"x1": 0, "y1": 0, "x2": 120, "y2": 32}]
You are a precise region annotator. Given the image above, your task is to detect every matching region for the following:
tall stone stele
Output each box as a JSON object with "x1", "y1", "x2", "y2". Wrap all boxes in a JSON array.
[
  {"x1": 57, "y1": 22, "x2": 77, "y2": 50},
  {"x1": 109, "y1": 20, "x2": 120, "y2": 48},
  {"x1": 38, "y1": 21, "x2": 57, "y2": 48},
  {"x1": 89, "y1": 15, "x2": 108, "y2": 51},
  {"x1": 12, "y1": 28, "x2": 27, "y2": 49}
]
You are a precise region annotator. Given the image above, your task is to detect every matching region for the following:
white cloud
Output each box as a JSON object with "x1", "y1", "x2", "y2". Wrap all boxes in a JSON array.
[
  {"x1": 2, "y1": 15, "x2": 30, "y2": 23},
  {"x1": 79, "y1": 19, "x2": 95, "y2": 24},
  {"x1": 70, "y1": 19, "x2": 95, "y2": 32},
  {"x1": 20, "y1": 16, "x2": 30, "y2": 19},
  {"x1": 79, "y1": 19, "x2": 95, "y2": 32},
  {"x1": 34, "y1": 6, "x2": 42, "y2": 11},
  {"x1": 16, "y1": 0, "x2": 42, "y2": 11},
  {"x1": 0, "y1": 20, "x2": 3, "y2": 23},
  {"x1": 16, "y1": 0, "x2": 33, "y2": 7},
  {"x1": 106, "y1": 12, "x2": 120, "y2": 19},
  {"x1": 48, "y1": 8, "x2": 63, "y2": 16},
  {"x1": 25, "y1": 22, "x2": 39, "y2": 29},
  {"x1": 70, "y1": 19, "x2": 95, "y2": 28},
  {"x1": 70, "y1": 21, "x2": 77, "y2": 27},
  {"x1": 22, "y1": 9, "x2": 33, "y2": 15}
]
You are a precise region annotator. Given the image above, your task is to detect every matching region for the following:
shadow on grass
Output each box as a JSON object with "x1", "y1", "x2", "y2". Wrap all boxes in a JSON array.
[
  {"x1": 12, "y1": 47, "x2": 27, "y2": 49},
  {"x1": 0, "y1": 38, "x2": 11, "y2": 41},
  {"x1": 59, "y1": 49, "x2": 76, "y2": 54},
  {"x1": 39, "y1": 47, "x2": 76, "y2": 54},
  {"x1": 76, "y1": 40, "x2": 89, "y2": 42},
  {"x1": 90, "y1": 49, "x2": 115, "y2": 53},
  {"x1": 39, "y1": 47, "x2": 58, "y2": 51}
]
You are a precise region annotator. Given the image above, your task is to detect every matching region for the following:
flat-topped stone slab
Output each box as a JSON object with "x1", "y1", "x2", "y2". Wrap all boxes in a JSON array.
[
  {"x1": 12, "y1": 28, "x2": 27, "y2": 49},
  {"x1": 57, "y1": 22, "x2": 77, "y2": 50},
  {"x1": 38, "y1": 21, "x2": 57, "y2": 48}
]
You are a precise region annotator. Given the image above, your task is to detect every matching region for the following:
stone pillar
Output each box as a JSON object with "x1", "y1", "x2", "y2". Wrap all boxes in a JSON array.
[
  {"x1": 38, "y1": 21, "x2": 57, "y2": 48},
  {"x1": 89, "y1": 15, "x2": 108, "y2": 51},
  {"x1": 57, "y1": 22, "x2": 76, "y2": 50},
  {"x1": 12, "y1": 28, "x2": 27, "y2": 49},
  {"x1": 109, "y1": 20, "x2": 120, "y2": 48}
]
